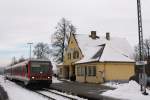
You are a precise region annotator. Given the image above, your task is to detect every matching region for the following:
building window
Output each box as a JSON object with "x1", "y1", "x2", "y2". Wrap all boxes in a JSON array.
[
  {"x1": 60, "y1": 68, "x2": 62, "y2": 75},
  {"x1": 68, "y1": 53, "x2": 71, "y2": 60},
  {"x1": 73, "y1": 51, "x2": 79, "y2": 59},
  {"x1": 77, "y1": 66, "x2": 85, "y2": 76},
  {"x1": 87, "y1": 66, "x2": 96, "y2": 76}
]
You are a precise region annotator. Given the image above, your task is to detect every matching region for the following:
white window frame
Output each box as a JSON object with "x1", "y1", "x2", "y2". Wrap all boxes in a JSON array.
[
  {"x1": 77, "y1": 66, "x2": 85, "y2": 76},
  {"x1": 87, "y1": 66, "x2": 96, "y2": 76}
]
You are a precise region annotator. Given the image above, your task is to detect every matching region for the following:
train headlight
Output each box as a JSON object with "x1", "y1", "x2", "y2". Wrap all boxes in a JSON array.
[
  {"x1": 48, "y1": 77, "x2": 50, "y2": 79},
  {"x1": 32, "y1": 76, "x2": 35, "y2": 79}
]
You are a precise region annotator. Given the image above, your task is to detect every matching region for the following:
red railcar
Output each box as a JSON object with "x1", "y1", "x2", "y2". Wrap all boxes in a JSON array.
[{"x1": 5, "y1": 59, "x2": 53, "y2": 86}]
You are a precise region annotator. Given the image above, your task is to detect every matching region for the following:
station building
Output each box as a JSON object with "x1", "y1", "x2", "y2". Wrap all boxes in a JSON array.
[{"x1": 58, "y1": 31, "x2": 135, "y2": 83}]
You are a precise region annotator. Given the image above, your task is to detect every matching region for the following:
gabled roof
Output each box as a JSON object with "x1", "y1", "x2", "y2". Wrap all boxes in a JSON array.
[
  {"x1": 74, "y1": 34, "x2": 134, "y2": 64},
  {"x1": 100, "y1": 43, "x2": 134, "y2": 62}
]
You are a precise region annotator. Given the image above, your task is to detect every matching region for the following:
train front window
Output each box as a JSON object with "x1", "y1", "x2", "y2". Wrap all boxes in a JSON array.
[{"x1": 30, "y1": 62, "x2": 50, "y2": 73}]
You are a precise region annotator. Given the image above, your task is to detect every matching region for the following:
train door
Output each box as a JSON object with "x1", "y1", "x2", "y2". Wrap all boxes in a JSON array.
[{"x1": 25, "y1": 64, "x2": 28, "y2": 78}]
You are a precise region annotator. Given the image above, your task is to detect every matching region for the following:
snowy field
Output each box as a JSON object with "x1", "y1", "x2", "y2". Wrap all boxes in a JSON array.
[
  {"x1": 0, "y1": 75, "x2": 48, "y2": 100},
  {"x1": 3, "y1": 74, "x2": 150, "y2": 100},
  {"x1": 0, "y1": 75, "x2": 85, "y2": 100},
  {"x1": 102, "y1": 81, "x2": 150, "y2": 100}
]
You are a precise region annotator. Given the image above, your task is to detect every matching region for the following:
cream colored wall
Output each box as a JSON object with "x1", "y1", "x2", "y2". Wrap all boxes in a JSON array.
[
  {"x1": 75, "y1": 63, "x2": 104, "y2": 83},
  {"x1": 58, "y1": 65, "x2": 64, "y2": 78},
  {"x1": 76, "y1": 76, "x2": 100, "y2": 83},
  {"x1": 104, "y1": 62, "x2": 135, "y2": 81},
  {"x1": 58, "y1": 65, "x2": 69, "y2": 79},
  {"x1": 75, "y1": 62, "x2": 135, "y2": 83},
  {"x1": 59, "y1": 33, "x2": 84, "y2": 78},
  {"x1": 76, "y1": 76, "x2": 85, "y2": 83},
  {"x1": 63, "y1": 34, "x2": 83, "y2": 65}
]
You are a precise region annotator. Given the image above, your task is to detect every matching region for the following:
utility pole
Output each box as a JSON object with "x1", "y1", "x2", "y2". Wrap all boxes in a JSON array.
[
  {"x1": 136, "y1": 0, "x2": 148, "y2": 95},
  {"x1": 137, "y1": 0, "x2": 144, "y2": 61},
  {"x1": 27, "y1": 42, "x2": 33, "y2": 60}
]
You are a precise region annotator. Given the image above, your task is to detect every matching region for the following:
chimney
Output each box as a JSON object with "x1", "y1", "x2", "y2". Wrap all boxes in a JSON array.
[
  {"x1": 89, "y1": 31, "x2": 99, "y2": 39},
  {"x1": 106, "y1": 32, "x2": 110, "y2": 40}
]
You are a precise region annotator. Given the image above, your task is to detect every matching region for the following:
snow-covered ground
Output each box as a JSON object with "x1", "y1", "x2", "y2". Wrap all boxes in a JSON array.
[
  {"x1": 102, "y1": 81, "x2": 150, "y2": 100},
  {"x1": 52, "y1": 77, "x2": 62, "y2": 83},
  {"x1": 52, "y1": 77, "x2": 86, "y2": 100},
  {"x1": 0, "y1": 75, "x2": 85, "y2": 100},
  {"x1": 0, "y1": 75, "x2": 48, "y2": 100}
]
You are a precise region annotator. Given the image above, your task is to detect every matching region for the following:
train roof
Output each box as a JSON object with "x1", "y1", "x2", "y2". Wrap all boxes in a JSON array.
[
  {"x1": 5, "y1": 59, "x2": 51, "y2": 70},
  {"x1": 29, "y1": 59, "x2": 51, "y2": 62}
]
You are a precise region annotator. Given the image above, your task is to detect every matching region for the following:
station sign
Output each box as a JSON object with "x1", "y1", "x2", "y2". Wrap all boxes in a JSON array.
[{"x1": 136, "y1": 61, "x2": 147, "y2": 65}]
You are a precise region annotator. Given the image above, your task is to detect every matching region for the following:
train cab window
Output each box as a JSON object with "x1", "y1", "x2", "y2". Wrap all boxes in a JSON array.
[{"x1": 31, "y1": 62, "x2": 50, "y2": 73}]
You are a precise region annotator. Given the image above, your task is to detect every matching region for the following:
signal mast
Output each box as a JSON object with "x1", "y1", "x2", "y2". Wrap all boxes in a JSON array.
[{"x1": 136, "y1": 0, "x2": 148, "y2": 95}]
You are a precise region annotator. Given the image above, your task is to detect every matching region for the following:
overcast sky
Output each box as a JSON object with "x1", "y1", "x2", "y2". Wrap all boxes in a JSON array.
[{"x1": 0, "y1": 0, "x2": 150, "y2": 66}]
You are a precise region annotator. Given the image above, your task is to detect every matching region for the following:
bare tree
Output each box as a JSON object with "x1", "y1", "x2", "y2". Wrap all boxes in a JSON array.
[
  {"x1": 33, "y1": 42, "x2": 51, "y2": 59},
  {"x1": 134, "y1": 38, "x2": 150, "y2": 62},
  {"x1": 10, "y1": 56, "x2": 18, "y2": 66},
  {"x1": 18, "y1": 56, "x2": 26, "y2": 63},
  {"x1": 133, "y1": 45, "x2": 139, "y2": 61},
  {"x1": 144, "y1": 39, "x2": 150, "y2": 60},
  {"x1": 134, "y1": 38, "x2": 150, "y2": 76},
  {"x1": 51, "y1": 18, "x2": 76, "y2": 63}
]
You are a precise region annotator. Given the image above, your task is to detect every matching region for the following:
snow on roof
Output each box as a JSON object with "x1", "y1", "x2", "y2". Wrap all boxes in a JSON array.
[
  {"x1": 100, "y1": 43, "x2": 134, "y2": 62},
  {"x1": 76, "y1": 45, "x2": 103, "y2": 64},
  {"x1": 57, "y1": 62, "x2": 63, "y2": 66},
  {"x1": 74, "y1": 34, "x2": 134, "y2": 63}
]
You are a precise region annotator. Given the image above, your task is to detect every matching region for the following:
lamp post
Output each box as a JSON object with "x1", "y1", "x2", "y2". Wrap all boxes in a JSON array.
[{"x1": 27, "y1": 42, "x2": 33, "y2": 60}]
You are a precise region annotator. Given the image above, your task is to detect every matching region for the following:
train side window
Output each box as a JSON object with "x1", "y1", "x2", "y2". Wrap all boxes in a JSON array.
[{"x1": 26, "y1": 64, "x2": 28, "y2": 73}]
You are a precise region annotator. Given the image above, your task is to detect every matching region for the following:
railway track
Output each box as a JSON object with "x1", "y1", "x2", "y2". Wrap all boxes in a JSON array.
[
  {"x1": 31, "y1": 88, "x2": 78, "y2": 100},
  {"x1": 6, "y1": 78, "x2": 79, "y2": 100},
  {"x1": 42, "y1": 88, "x2": 78, "y2": 100},
  {"x1": 11, "y1": 81, "x2": 78, "y2": 100},
  {"x1": 33, "y1": 90, "x2": 56, "y2": 100}
]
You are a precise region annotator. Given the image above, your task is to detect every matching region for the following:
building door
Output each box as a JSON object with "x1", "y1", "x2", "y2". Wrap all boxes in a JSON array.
[
  {"x1": 72, "y1": 65, "x2": 75, "y2": 74},
  {"x1": 84, "y1": 66, "x2": 87, "y2": 83},
  {"x1": 70, "y1": 65, "x2": 76, "y2": 81},
  {"x1": 64, "y1": 66, "x2": 69, "y2": 79}
]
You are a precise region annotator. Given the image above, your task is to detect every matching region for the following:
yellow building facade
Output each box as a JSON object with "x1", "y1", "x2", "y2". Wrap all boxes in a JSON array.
[
  {"x1": 58, "y1": 32, "x2": 135, "y2": 83},
  {"x1": 58, "y1": 33, "x2": 82, "y2": 79},
  {"x1": 75, "y1": 62, "x2": 134, "y2": 83}
]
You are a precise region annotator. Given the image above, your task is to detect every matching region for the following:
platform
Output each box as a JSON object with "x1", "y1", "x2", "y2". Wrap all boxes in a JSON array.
[{"x1": 50, "y1": 80, "x2": 120, "y2": 100}]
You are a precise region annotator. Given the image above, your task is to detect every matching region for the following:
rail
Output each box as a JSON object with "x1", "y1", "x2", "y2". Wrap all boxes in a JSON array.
[
  {"x1": 42, "y1": 88, "x2": 78, "y2": 100},
  {"x1": 32, "y1": 90, "x2": 56, "y2": 100}
]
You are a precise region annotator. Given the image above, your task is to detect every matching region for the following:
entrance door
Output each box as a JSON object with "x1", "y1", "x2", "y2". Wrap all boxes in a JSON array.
[
  {"x1": 72, "y1": 65, "x2": 75, "y2": 74},
  {"x1": 70, "y1": 65, "x2": 76, "y2": 81},
  {"x1": 64, "y1": 66, "x2": 69, "y2": 79},
  {"x1": 84, "y1": 66, "x2": 87, "y2": 83}
]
